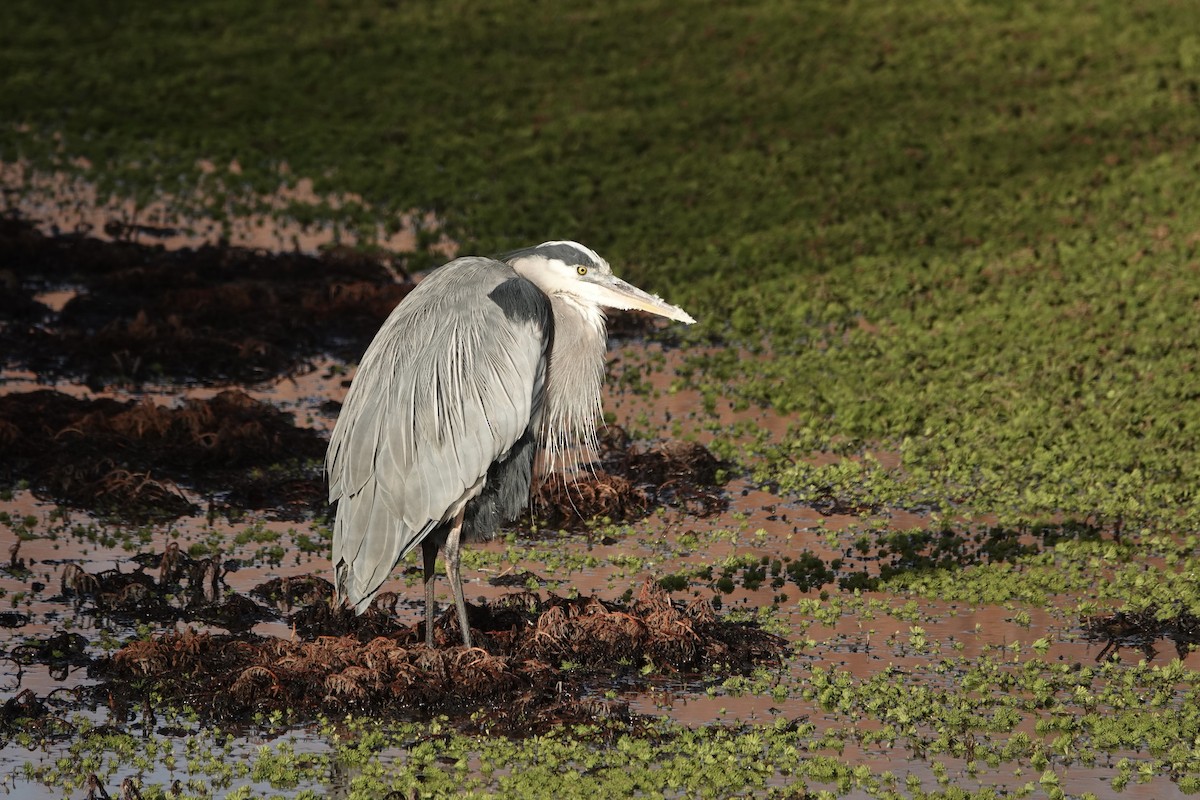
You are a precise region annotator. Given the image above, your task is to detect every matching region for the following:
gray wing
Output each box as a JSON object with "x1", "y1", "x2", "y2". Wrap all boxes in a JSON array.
[{"x1": 326, "y1": 257, "x2": 551, "y2": 610}]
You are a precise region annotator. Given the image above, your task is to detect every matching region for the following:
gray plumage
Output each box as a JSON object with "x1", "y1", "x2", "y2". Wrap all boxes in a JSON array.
[{"x1": 326, "y1": 241, "x2": 695, "y2": 647}]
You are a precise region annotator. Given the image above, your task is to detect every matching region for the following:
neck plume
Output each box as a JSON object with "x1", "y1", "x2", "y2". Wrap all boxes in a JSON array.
[{"x1": 538, "y1": 295, "x2": 606, "y2": 476}]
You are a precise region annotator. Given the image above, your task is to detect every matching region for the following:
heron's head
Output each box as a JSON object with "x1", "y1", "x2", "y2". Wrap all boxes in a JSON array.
[{"x1": 501, "y1": 240, "x2": 695, "y2": 325}]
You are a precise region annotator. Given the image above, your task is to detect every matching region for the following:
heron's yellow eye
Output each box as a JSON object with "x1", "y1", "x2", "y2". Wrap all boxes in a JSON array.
[{"x1": 576, "y1": 266, "x2": 588, "y2": 276}]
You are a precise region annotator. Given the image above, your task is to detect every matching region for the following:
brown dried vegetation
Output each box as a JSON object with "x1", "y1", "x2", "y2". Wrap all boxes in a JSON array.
[
  {"x1": 533, "y1": 427, "x2": 727, "y2": 528},
  {"x1": 75, "y1": 572, "x2": 786, "y2": 733},
  {"x1": 0, "y1": 214, "x2": 413, "y2": 386},
  {"x1": 0, "y1": 389, "x2": 326, "y2": 520},
  {"x1": 605, "y1": 431, "x2": 727, "y2": 516}
]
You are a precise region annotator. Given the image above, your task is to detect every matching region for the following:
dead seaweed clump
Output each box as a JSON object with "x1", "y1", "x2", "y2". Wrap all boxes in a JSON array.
[
  {"x1": 60, "y1": 543, "x2": 278, "y2": 633},
  {"x1": 0, "y1": 213, "x2": 414, "y2": 386},
  {"x1": 532, "y1": 427, "x2": 727, "y2": 529},
  {"x1": 91, "y1": 580, "x2": 786, "y2": 733},
  {"x1": 0, "y1": 389, "x2": 326, "y2": 521},
  {"x1": 609, "y1": 433, "x2": 727, "y2": 516},
  {"x1": 534, "y1": 471, "x2": 650, "y2": 529}
]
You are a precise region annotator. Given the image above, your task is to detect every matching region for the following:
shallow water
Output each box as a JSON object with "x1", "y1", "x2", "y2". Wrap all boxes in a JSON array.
[
  {"x1": 2, "y1": 355, "x2": 1193, "y2": 797},
  {"x1": 1, "y1": 222, "x2": 1196, "y2": 798}
]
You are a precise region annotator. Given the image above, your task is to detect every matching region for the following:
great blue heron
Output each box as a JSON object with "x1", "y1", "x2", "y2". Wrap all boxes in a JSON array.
[{"x1": 326, "y1": 241, "x2": 695, "y2": 647}]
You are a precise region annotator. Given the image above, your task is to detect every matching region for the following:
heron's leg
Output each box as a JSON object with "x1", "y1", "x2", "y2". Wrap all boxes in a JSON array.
[
  {"x1": 444, "y1": 510, "x2": 473, "y2": 648},
  {"x1": 421, "y1": 538, "x2": 439, "y2": 647}
]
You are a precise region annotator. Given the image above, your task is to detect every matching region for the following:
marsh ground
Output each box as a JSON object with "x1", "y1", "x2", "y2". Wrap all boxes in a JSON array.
[{"x1": 3, "y1": 1, "x2": 1200, "y2": 798}]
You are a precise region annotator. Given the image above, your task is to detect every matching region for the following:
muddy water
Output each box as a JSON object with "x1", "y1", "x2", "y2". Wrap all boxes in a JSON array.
[
  {"x1": 0, "y1": 349, "x2": 1189, "y2": 798},
  {"x1": 1, "y1": 229, "x2": 1195, "y2": 798}
]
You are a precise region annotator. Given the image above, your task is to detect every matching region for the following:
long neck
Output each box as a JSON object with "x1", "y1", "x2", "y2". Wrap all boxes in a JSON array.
[{"x1": 540, "y1": 294, "x2": 607, "y2": 475}]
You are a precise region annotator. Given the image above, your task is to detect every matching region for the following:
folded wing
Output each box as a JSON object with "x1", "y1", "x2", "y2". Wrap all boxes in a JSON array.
[{"x1": 326, "y1": 257, "x2": 552, "y2": 610}]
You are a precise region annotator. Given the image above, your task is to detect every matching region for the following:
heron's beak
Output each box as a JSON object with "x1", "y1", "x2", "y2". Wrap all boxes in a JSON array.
[{"x1": 588, "y1": 275, "x2": 697, "y2": 324}]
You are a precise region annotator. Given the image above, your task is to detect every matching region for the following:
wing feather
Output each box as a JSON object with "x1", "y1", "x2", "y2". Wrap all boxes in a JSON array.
[{"x1": 326, "y1": 257, "x2": 551, "y2": 609}]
